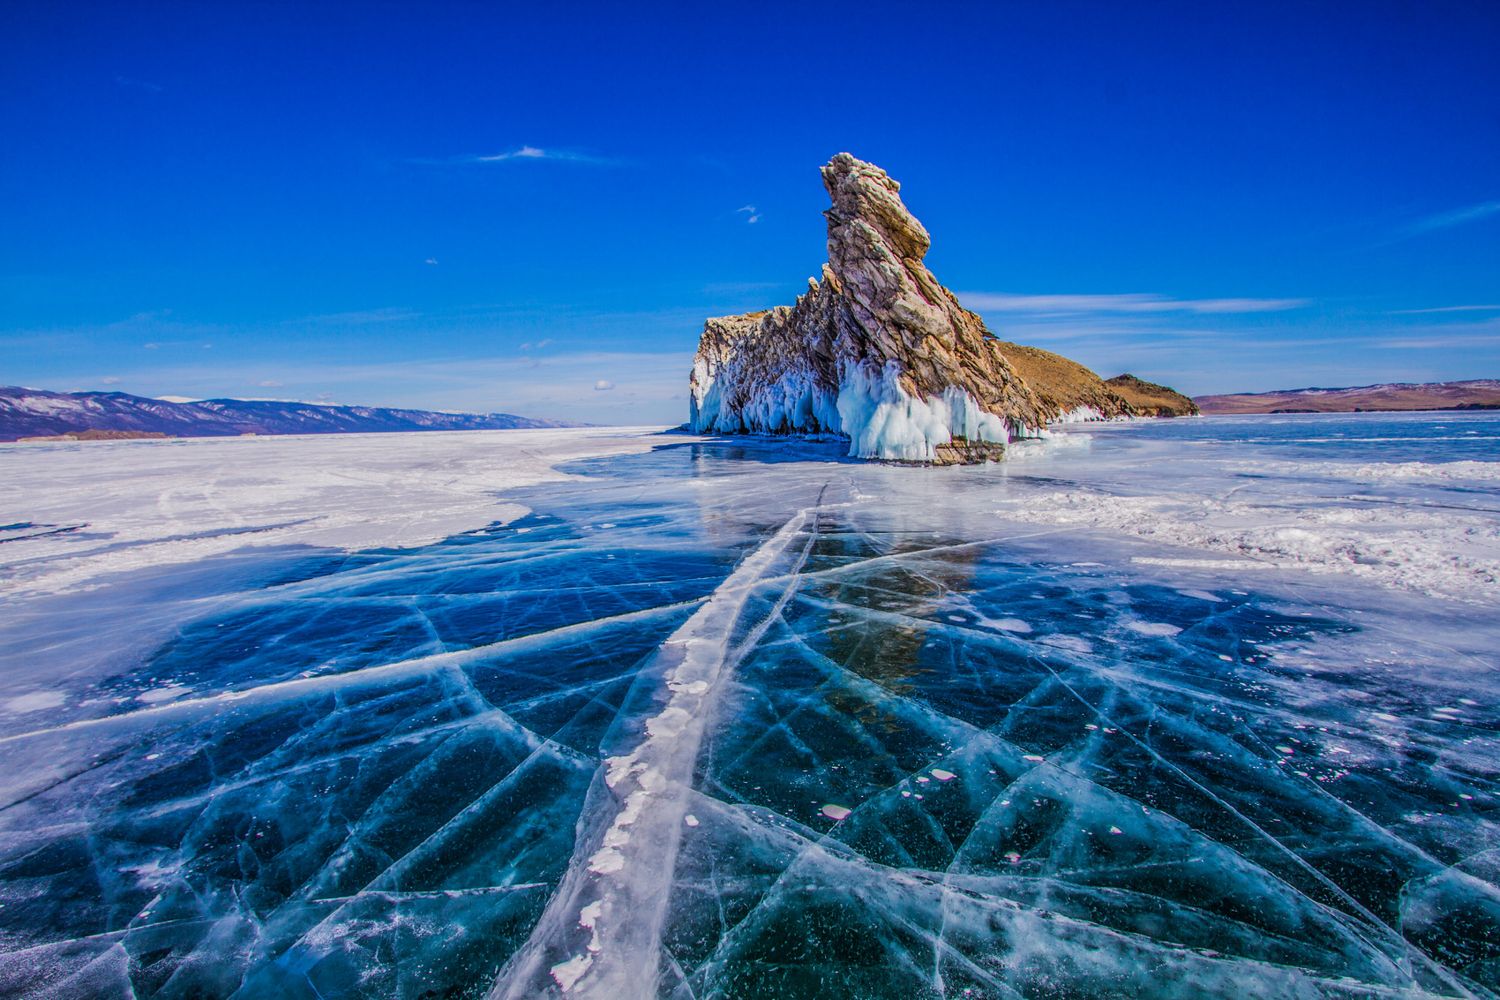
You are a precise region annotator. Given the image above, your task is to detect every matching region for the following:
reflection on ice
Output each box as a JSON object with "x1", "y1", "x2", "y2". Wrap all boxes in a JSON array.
[{"x1": 0, "y1": 414, "x2": 1497, "y2": 998}]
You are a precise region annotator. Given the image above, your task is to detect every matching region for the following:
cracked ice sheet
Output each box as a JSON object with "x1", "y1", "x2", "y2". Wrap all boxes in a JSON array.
[
  {"x1": 996, "y1": 412, "x2": 1500, "y2": 602},
  {"x1": 0, "y1": 426, "x2": 665, "y2": 600},
  {"x1": 667, "y1": 545, "x2": 1498, "y2": 997},
  {"x1": 0, "y1": 418, "x2": 1497, "y2": 998}
]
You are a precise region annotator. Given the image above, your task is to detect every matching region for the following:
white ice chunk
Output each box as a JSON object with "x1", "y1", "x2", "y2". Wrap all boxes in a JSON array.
[{"x1": 1127, "y1": 622, "x2": 1182, "y2": 637}]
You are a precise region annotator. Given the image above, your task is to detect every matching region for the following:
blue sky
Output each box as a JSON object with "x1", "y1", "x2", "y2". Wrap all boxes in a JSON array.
[{"x1": 3, "y1": 1, "x2": 1498, "y2": 424}]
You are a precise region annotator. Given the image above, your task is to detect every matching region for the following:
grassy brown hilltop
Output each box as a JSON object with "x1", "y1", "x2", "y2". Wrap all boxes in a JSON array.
[
  {"x1": 989, "y1": 341, "x2": 1132, "y2": 418},
  {"x1": 18, "y1": 429, "x2": 171, "y2": 442},
  {"x1": 1105, "y1": 374, "x2": 1200, "y2": 417}
]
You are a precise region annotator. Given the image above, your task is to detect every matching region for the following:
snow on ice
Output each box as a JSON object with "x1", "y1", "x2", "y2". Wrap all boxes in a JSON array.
[{"x1": 0, "y1": 427, "x2": 661, "y2": 599}]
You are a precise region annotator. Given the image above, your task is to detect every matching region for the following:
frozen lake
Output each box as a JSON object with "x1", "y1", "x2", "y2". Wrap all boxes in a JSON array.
[{"x1": 0, "y1": 414, "x2": 1497, "y2": 998}]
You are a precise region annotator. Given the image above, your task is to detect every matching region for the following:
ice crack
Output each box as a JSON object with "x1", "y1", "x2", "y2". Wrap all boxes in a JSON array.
[{"x1": 494, "y1": 504, "x2": 827, "y2": 998}]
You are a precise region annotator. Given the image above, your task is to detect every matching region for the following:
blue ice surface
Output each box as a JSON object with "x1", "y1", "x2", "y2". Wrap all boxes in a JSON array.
[{"x1": 0, "y1": 414, "x2": 1496, "y2": 999}]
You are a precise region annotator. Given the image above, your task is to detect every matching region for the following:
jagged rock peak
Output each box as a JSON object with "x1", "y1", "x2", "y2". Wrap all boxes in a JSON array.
[
  {"x1": 821, "y1": 153, "x2": 932, "y2": 263},
  {"x1": 688, "y1": 153, "x2": 1185, "y2": 463}
]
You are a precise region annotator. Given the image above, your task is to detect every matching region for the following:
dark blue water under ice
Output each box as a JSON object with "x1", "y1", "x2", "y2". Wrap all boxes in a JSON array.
[{"x1": 0, "y1": 413, "x2": 1497, "y2": 998}]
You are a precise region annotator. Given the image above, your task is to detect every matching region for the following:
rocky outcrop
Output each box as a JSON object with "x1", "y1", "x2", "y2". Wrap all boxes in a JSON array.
[
  {"x1": 690, "y1": 154, "x2": 1048, "y2": 463},
  {"x1": 18, "y1": 429, "x2": 171, "y2": 442},
  {"x1": 689, "y1": 154, "x2": 1191, "y2": 462},
  {"x1": 1104, "y1": 374, "x2": 1199, "y2": 417}
]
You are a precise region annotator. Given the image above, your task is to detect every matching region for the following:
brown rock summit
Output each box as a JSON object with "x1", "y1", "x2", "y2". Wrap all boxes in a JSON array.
[{"x1": 689, "y1": 154, "x2": 1192, "y2": 461}]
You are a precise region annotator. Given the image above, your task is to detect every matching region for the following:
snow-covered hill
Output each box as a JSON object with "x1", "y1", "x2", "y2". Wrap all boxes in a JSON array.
[{"x1": 0, "y1": 386, "x2": 580, "y2": 441}]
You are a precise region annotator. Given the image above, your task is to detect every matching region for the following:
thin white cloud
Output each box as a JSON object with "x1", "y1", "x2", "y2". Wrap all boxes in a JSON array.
[
  {"x1": 424, "y1": 258, "x2": 438, "y2": 266},
  {"x1": 258, "y1": 379, "x2": 284, "y2": 388},
  {"x1": 436, "y1": 146, "x2": 616, "y2": 166},
  {"x1": 593, "y1": 379, "x2": 615, "y2": 391},
  {"x1": 101, "y1": 376, "x2": 121, "y2": 384},
  {"x1": 1390, "y1": 304, "x2": 1500, "y2": 315},
  {"x1": 476, "y1": 145, "x2": 549, "y2": 162},
  {"x1": 959, "y1": 292, "x2": 1308, "y2": 315},
  {"x1": 295, "y1": 307, "x2": 419, "y2": 326},
  {"x1": 1373, "y1": 317, "x2": 1500, "y2": 350},
  {"x1": 114, "y1": 75, "x2": 163, "y2": 94},
  {"x1": 1376, "y1": 334, "x2": 1500, "y2": 350},
  {"x1": 1399, "y1": 200, "x2": 1500, "y2": 238},
  {"x1": 737, "y1": 205, "x2": 762, "y2": 224}
]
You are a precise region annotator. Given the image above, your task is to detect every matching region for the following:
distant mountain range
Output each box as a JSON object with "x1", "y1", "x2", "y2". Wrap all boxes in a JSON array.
[
  {"x1": 1194, "y1": 379, "x2": 1500, "y2": 415},
  {"x1": 0, "y1": 386, "x2": 581, "y2": 442}
]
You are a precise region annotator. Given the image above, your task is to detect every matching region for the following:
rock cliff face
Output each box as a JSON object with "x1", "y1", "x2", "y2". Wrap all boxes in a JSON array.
[{"x1": 689, "y1": 154, "x2": 1190, "y2": 462}]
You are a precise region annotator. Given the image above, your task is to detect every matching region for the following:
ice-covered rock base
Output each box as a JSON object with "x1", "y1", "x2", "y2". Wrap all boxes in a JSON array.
[{"x1": 693, "y1": 360, "x2": 1026, "y2": 463}]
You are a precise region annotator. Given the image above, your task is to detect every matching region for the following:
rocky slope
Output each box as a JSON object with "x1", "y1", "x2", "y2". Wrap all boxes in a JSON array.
[
  {"x1": 991, "y1": 341, "x2": 1134, "y2": 420},
  {"x1": 1105, "y1": 374, "x2": 1199, "y2": 417},
  {"x1": 689, "y1": 154, "x2": 1191, "y2": 462},
  {"x1": 0, "y1": 386, "x2": 578, "y2": 442},
  {"x1": 1196, "y1": 380, "x2": 1500, "y2": 414}
]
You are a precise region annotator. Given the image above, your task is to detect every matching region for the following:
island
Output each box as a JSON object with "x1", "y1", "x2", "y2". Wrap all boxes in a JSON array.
[{"x1": 688, "y1": 154, "x2": 1196, "y2": 464}]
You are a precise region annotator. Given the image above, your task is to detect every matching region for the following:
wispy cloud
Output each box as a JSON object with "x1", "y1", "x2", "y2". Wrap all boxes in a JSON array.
[
  {"x1": 593, "y1": 379, "x2": 615, "y2": 391},
  {"x1": 958, "y1": 292, "x2": 1309, "y2": 315},
  {"x1": 1375, "y1": 334, "x2": 1500, "y2": 350},
  {"x1": 1387, "y1": 200, "x2": 1500, "y2": 243},
  {"x1": 737, "y1": 205, "x2": 761, "y2": 224},
  {"x1": 414, "y1": 146, "x2": 618, "y2": 167},
  {"x1": 295, "y1": 307, "x2": 419, "y2": 326},
  {"x1": 1372, "y1": 316, "x2": 1500, "y2": 350},
  {"x1": 1390, "y1": 304, "x2": 1500, "y2": 315},
  {"x1": 142, "y1": 337, "x2": 215, "y2": 351},
  {"x1": 480, "y1": 145, "x2": 549, "y2": 162},
  {"x1": 114, "y1": 74, "x2": 163, "y2": 94}
]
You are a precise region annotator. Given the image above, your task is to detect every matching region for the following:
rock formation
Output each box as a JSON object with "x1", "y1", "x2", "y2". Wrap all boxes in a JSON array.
[{"x1": 688, "y1": 153, "x2": 1193, "y2": 462}]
